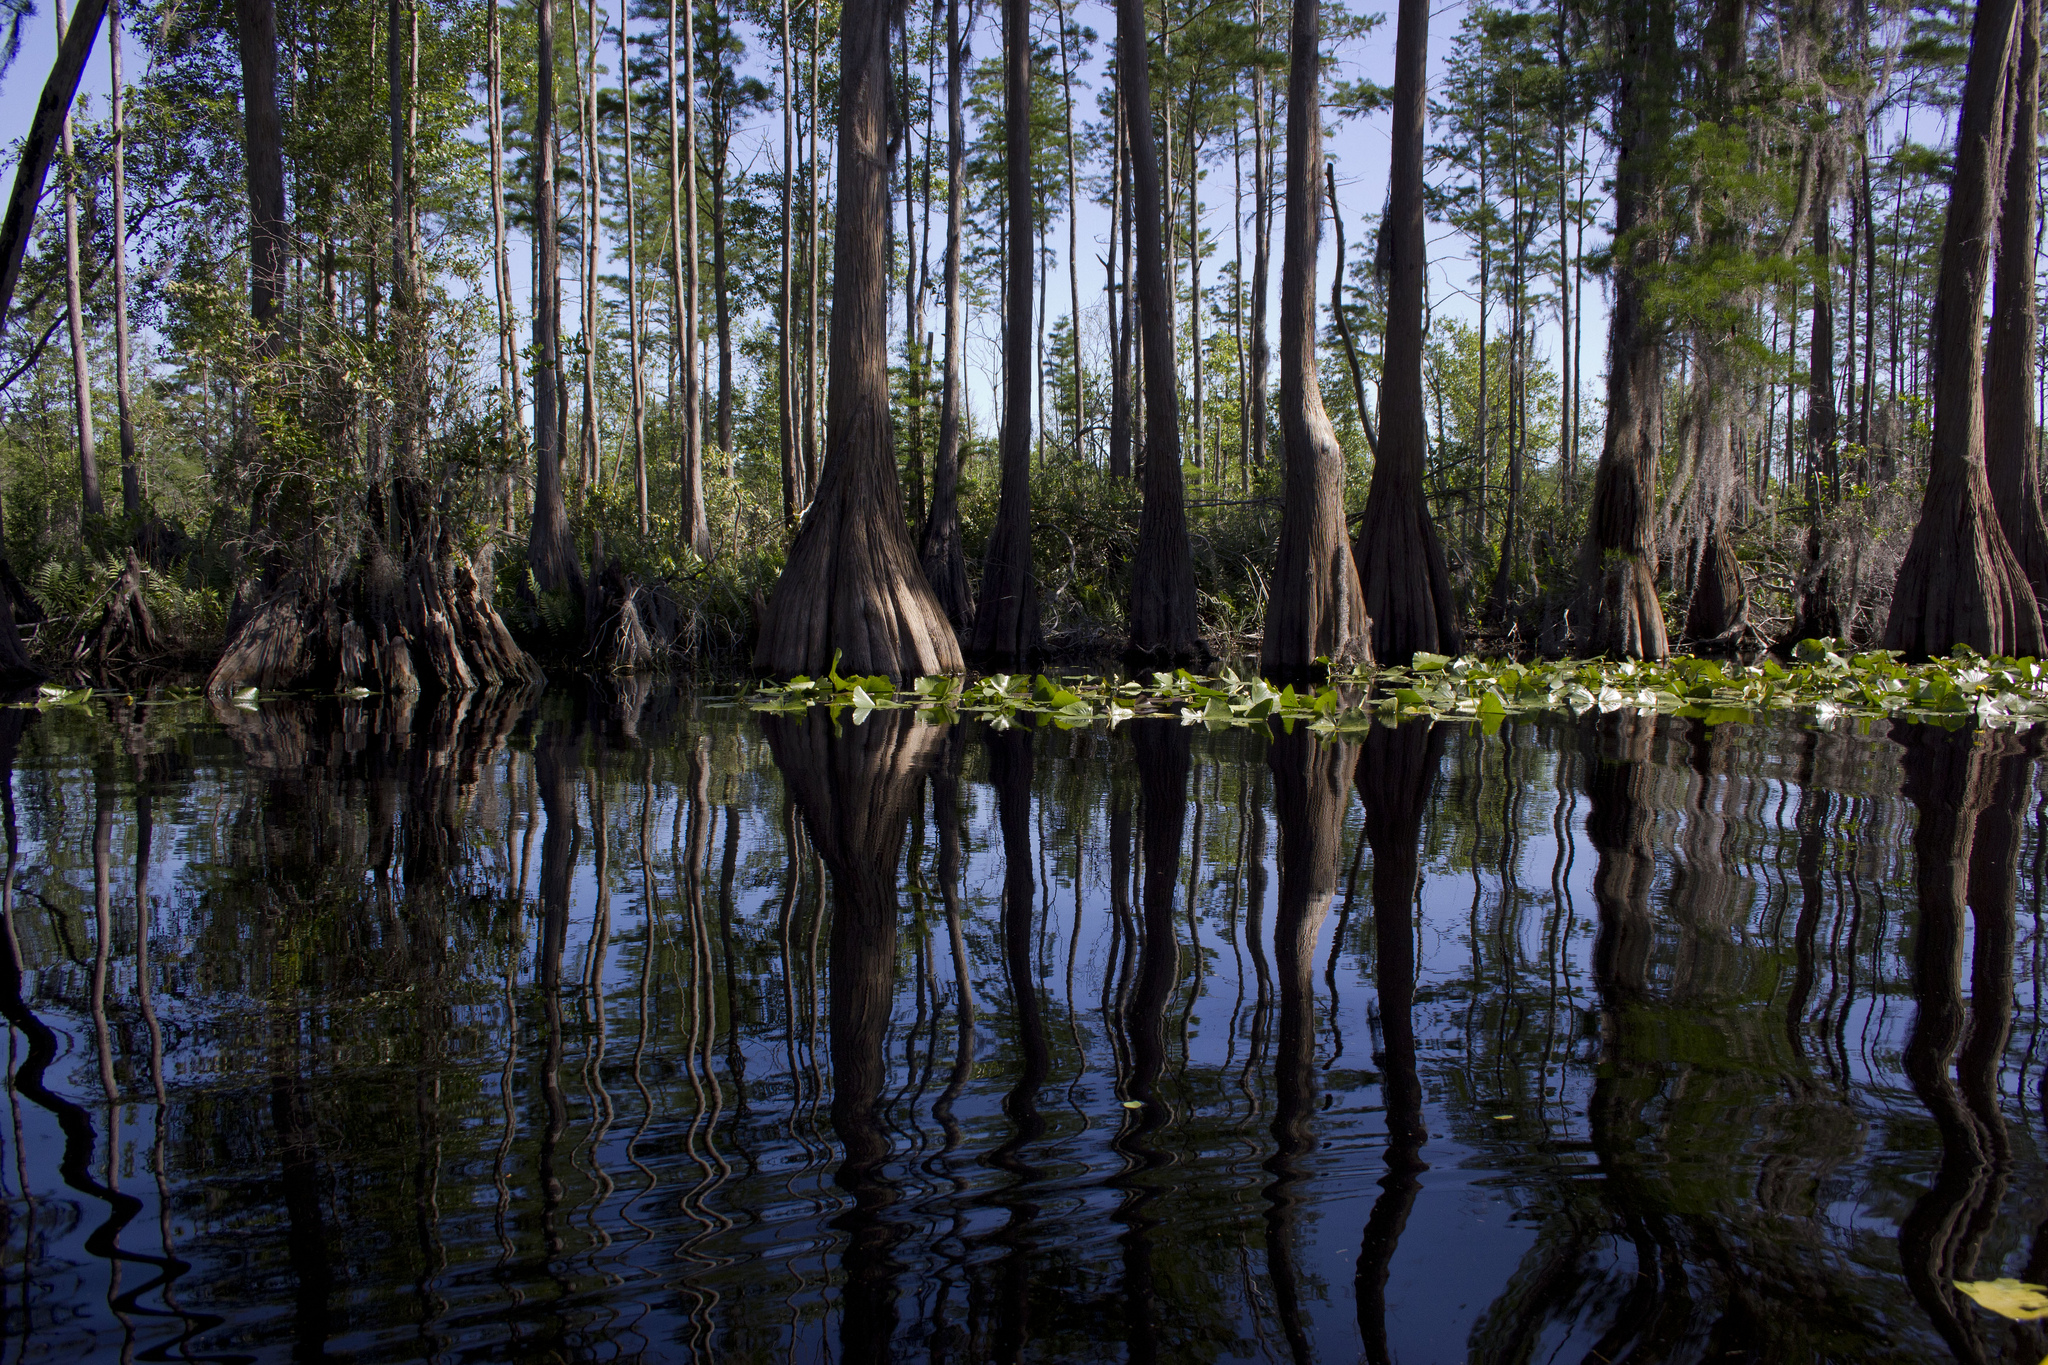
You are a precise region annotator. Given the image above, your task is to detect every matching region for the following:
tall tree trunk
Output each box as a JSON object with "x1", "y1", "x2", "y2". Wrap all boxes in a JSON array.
[
  {"x1": 804, "y1": 3, "x2": 821, "y2": 494},
  {"x1": 1108, "y1": 79, "x2": 1132, "y2": 478},
  {"x1": 1789, "y1": 150, "x2": 1841, "y2": 642},
  {"x1": 680, "y1": 0, "x2": 709, "y2": 554},
  {"x1": 1261, "y1": 0, "x2": 1370, "y2": 678},
  {"x1": 574, "y1": 0, "x2": 600, "y2": 491},
  {"x1": 1859, "y1": 126, "x2": 1876, "y2": 452},
  {"x1": 1233, "y1": 116, "x2": 1248, "y2": 486},
  {"x1": 778, "y1": 0, "x2": 799, "y2": 523},
  {"x1": 56, "y1": 0, "x2": 101, "y2": 523},
  {"x1": 619, "y1": 1, "x2": 648, "y2": 536},
  {"x1": 487, "y1": 0, "x2": 526, "y2": 529},
  {"x1": 387, "y1": 0, "x2": 428, "y2": 550},
  {"x1": 1120, "y1": 0, "x2": 1205, "y2": 666},
  {"x1": 1353, "y1": 0, "x2": 1460, "y2": 665},
  {"x1": 967, "y1": 0, "x2": 1043, "y2": 665},
  {"x1": 1556, "y1": 0, "x2": 1572, "y2": 498},
  {"x1": 713, "y1": 60, "x2": 733, "y2": 474},
  {"x1": 1325, "y1": 165, "x2": 1377, "y2": 455},
  {"x1": 109, "y1": 0, "x2": 139, "y2": 519},
  {"x1": 1249, "y1": 0, "x2": 1271, "y2": 473},
  {"x1": 918, "y1": 0, "x2": 973, "y2": 630},
  {"x1": 1188, "y1": 118, "x2": 1203, "y2": 481},
  {"x1": 901, "y1": 26, "x2": 925, "y2": 527},
  {"x1": 528, "y1": 0, "x2": 583, "y2": 598},
  {"x1": 1058, "y1": 3, "x2": 1084, "y2": 462},
  {"x1": 753, "y1": 0, "x2": 964, "y2": 678},
  {"x1": 1986, "y1": 0, "x2": 2048, "y2": 606},
  {"x1": 1568, "y1": 0, "x2": 1673, "y2": 660},
  {"x1": 1678, "y1": 0, "x2": 1749, "y2": 646},
  {"x1": 236, "y1": 0, "x2": 286, "y2": 353},
  {"x1": 1884, "y1": 0, "x2": 2043, "y2": 658}
]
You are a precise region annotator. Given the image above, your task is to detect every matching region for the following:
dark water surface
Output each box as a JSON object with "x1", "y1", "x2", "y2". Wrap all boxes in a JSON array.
[{"x1": 5, "y1": 684, "x2": 2048, "y2": 1364}]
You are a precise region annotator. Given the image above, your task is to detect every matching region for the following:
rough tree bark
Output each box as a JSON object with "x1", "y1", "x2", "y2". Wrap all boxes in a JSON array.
[
  {"x1": 967, "y1": 0, "x2": 1043, "y2": 666},
  {"x1": 752, "y1": 0, "x2": 964, "y2": 679},
  {"x1": 1261, "y1": 0, "x2": 1371, "y2": 678},
  {"x1": 1119, "y1": 0, "x2": 1206, "y2": 667},
  {"x1": 1567, "y1": 0, "x2": 1673, "y2": 660},
  {"x1": 1353, "y1": 0, "x2": 1459, "y2": 666},
  {"x1": 917, "y1": 0, "x2": 973, "y2": 630},
  {"x1": 528, "y1": 0, "x2": 582, "y2": 600},
  {"x1": 1985, "y1": 0, "x2": 2048, "y2": 607},
  {"x1": 1883, "y1": 0, "x2": 2043, "y2": 659}
]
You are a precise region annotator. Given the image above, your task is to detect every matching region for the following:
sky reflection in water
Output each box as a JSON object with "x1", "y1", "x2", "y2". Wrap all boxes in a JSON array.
[{"x1": 1, "y1": 684, "x2": 2045, "y2": 1364}]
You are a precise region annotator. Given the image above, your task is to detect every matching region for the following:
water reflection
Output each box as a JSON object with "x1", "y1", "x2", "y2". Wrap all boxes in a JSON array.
[{"x1": 0, "y1": 688, "x2": 2046, "y2": 1361}]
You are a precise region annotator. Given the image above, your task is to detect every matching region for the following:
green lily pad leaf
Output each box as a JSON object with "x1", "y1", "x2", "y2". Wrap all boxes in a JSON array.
[{"x1": 1412, "y1": 652, "x2": 1451, "y2": 672}]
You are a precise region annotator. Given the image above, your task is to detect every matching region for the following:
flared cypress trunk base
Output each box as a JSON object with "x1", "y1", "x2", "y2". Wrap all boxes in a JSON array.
[
  {"x1": 755, "y1": 476, "x2": 965, "y2": 680},
  {"x1": 209, "y1": 548, "x2": 540, "y2": 697},
  {"x1": 1354, "y1": 496, "x2": 1459, "y2": 669},
  {"x1": 1884, "y1": 472, "x2": 2045, "y2": 660}
]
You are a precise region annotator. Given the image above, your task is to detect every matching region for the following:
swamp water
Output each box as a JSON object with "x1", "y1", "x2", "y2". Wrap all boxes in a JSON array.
[{"x1": 3, "y1": 683, "x2": 2047, "y2": 1364}]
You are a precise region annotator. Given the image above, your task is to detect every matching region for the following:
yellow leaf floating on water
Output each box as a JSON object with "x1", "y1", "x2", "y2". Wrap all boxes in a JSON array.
[{"x1": 1954, "y1": 1279, "x2": 2048, "y2": 1320}]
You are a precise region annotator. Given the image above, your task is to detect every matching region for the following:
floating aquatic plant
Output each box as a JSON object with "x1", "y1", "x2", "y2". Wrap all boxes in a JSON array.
[{"x1": 741, "y1": 640, "x2": 2048, "y2": 733}]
